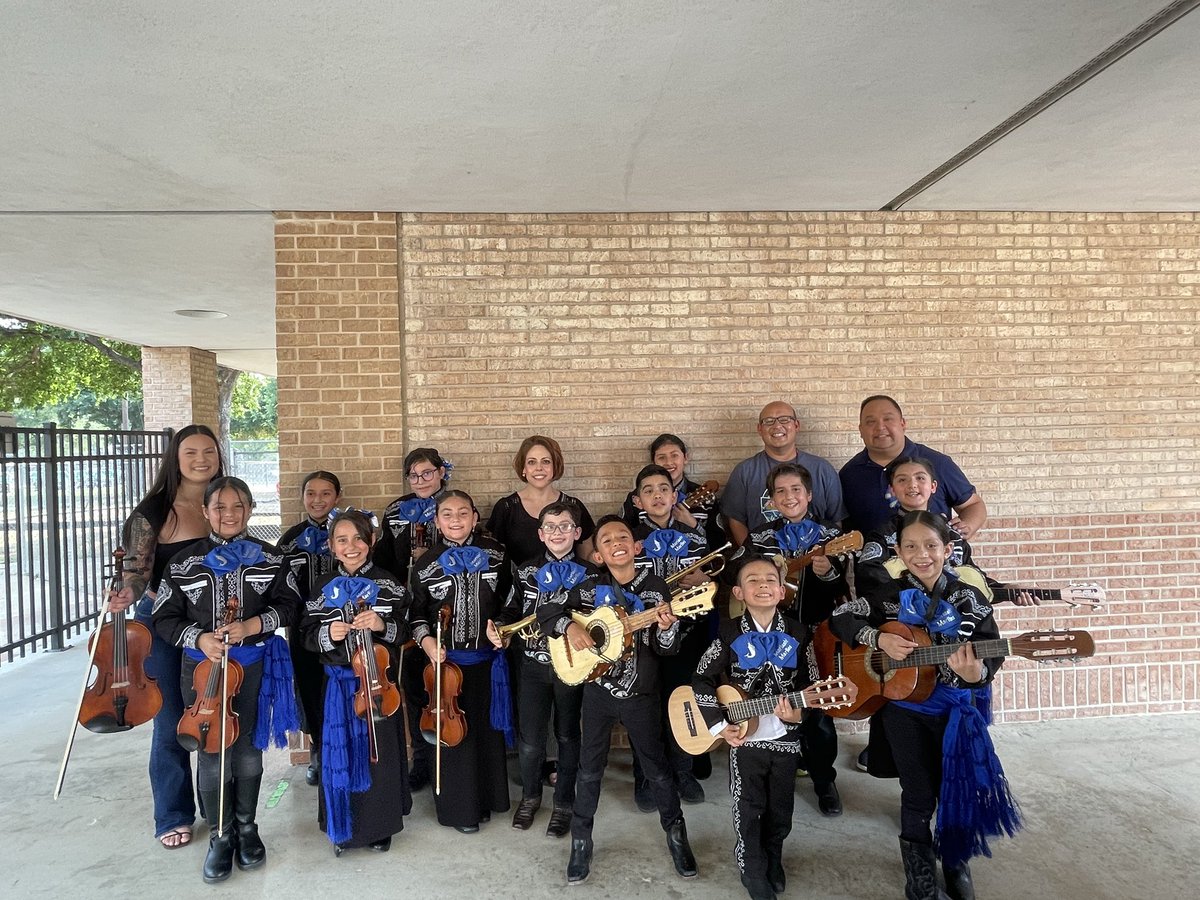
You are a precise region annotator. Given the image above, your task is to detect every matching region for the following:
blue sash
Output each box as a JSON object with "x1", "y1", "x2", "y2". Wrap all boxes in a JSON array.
[
  {"x1": 320, "y1": 665, "x2": 371, "y2": 844},
  {"x1": 730, "y1": 631, "x2": 799, "y2": 670},
  {"x1": 446, "y1": 648, "x2": 514, "y2": 748},
  {"x1": 183, "y1": 635, "x2": 298, "y2": 750},
  {"x1": 777, "y1": 519, "x2": 822, "y2": 555},
  {"x1": 536, "y1": 559, "x2": 587, "y2": 592},
  {"x1": 898, "y1": 588, "x2": 962, "y2": 636},
  {"x1": 397, "y1": 496, "x2": 436, "y2": 525},
  {"x1": 439, "y1": 545, "x2": 489, "y2": 575},
  {"x1": 294, "y1": 525, "x2": 328, "y2": 555},
  {"x1": 642, "y1": 528, "x2": 693, "y2": 559},
  {"x1": 203, "y1": 539, "x2": 265, "y2": 574},
  {"x1": 895, "y1": 683, "x2": 1022, "y2": 866},
  {"x1": 594, "y1": 584, "x2": 644, "y2": 613}
]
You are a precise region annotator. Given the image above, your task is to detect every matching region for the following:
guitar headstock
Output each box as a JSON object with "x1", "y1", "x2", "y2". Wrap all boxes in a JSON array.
[
  {"x1": 1009, "y1": 630, "x2": 1095, "y2": 663},
  {"x1": 802, "y1": 676, "x2": 858, "y2": 710},
  {"x1": 672, "y1": 581, "x2": 717, "y2": 617},
  {"x1": 1060, "y1": 582, "x2": 1106, "y2": 610},
  {"x1": 681, "y1": 480, "x2": 720, "y2": 512},
  {"x1": 824, "y1": 531, "x2": 864, "y2": 557}
]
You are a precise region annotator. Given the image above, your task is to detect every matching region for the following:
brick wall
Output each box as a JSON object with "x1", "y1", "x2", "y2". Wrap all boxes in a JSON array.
[
  {"x1": 142, "y1": 346, "x2": 219, "y2": 433},
  {"x1": 276, "y1": 211, "x2": 1200, "y2": 720}
]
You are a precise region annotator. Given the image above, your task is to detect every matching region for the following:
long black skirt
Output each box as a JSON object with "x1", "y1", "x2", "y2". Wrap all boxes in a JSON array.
[
  {"x1": 318, "y1": 705, "x2": 410, "y2": 847},
  {"x1": 431, "y1": 660, "x2": 511, "y2": 828}
]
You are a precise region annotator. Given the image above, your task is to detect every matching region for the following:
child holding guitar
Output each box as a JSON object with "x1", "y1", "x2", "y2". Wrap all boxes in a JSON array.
[
  {"x1": 692, "y1": 556, "x2": 857, "y2": 900},
  {"x1": 829, "y1": 510, "x2": 1021, "y2": 900},
  {"x1": 536, "y1": 515, "x2": 698, "y2": 885},
  {"x1": 725, "y1": 463, "x2": 858, "y2": 817}
]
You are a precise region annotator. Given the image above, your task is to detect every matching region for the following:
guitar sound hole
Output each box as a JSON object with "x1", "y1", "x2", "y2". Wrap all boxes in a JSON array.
[{"x1": 588, "y1": 624, "x2": 608, "y2": 654}]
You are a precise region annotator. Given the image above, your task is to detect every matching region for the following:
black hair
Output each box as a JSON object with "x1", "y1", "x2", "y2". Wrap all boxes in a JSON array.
[
  {"x1": 329, "y1": 509, "x2": 377, "y2": 547},
  {"x1": 302, "y1": 470, "x2": 342, "y2": 495},
  {"x1": 593, "y1": 514, "x2": 633, "y2": 539},
  {"x1": 767, "y1": 463, "x2": 812, "y2": 494},
  {"x1": 203, "y1": 476, "x2": 255, "y2": 508},
  {"x1": 649, "y1": 433, "x2": 688, "y2": 459},
  {"x1": 860, "y1": 394, "x2": 904, "y2": 417},
  {"x1": 435, "y1": 489, "x2": 477, "y2": 513},
  {"x1": 635, "y1": 464, "x2": 673, "y2": 491},
  {"x1": 404, "y1": 447, "x2": 447, "y2": 480},
  {"x1": 885, "y1": 455, "x2": 937, "y2": 485},
  {"x1": 896, "y1": 509, "x2": 954, "y2": 544},
  {"x1": 129, "y1": 424, "x2": 225, "y2": 536},
  {"x1": 538, "y1": 500, "x2": 580, "y2": 528}
]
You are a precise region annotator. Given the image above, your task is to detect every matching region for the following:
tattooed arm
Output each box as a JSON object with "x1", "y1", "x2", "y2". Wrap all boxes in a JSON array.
[{"x1": 113, "y1": 511, "x2": 156, "y2": 612}]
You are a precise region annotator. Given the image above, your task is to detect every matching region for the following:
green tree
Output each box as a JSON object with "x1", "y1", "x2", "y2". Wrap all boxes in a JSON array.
[
  {"x1": 0, "y1": 317, "x2": 141, "y2": 409},
  {"x1": 230, "y1": 373, "x2": 277, "y2": 440}
]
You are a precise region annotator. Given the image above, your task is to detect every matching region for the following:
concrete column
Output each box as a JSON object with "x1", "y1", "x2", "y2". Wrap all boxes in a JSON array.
[{"x1": 141, "y1": 346, "x2": 219, "y2": 433}]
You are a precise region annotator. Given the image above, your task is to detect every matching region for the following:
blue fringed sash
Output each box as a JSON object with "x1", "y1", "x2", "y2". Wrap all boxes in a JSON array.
[
  {"x1": 183, "y1": 635, "x2": 298, "y2": 751},
  {"x1": 320, "y1": 666, "x2": 371, "y2": 844},
  {"x1": 895, "y1": 683, "x2": 1022, "y2": 866},
  {"x1": 446, "y1": 648, "x2": 515, "y2": 748}
]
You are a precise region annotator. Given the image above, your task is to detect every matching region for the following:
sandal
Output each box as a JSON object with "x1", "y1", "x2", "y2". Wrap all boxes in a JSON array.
[{"x1": 159, "y1": 827, "x2": 192, "y2": 850}]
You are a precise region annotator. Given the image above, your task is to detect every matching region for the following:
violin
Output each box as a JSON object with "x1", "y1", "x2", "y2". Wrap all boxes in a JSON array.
[
  {"x1": 412, "y1": 523, "x2": 430, "y2": 550},
  {"x1": 79, "y1": 548, "x2": 162, "y2": 733},
  {"x1": 420, "y1": 605, "x2": 466, "y2": 795},
  {"x1": 177, "y1": 596, "x2": 244, "y2": 753},
  {"x1": 349, "y1": 599, "x2": 401, "y2": 763}
]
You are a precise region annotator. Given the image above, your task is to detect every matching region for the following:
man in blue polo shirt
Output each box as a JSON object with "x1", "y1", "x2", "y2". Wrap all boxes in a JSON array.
[
  {"x1": 722, "y1": 400, "x2": 847, "y2": 548},
  {"x1": 839, "y1": 395, "x2": 987, "y2": 536}
]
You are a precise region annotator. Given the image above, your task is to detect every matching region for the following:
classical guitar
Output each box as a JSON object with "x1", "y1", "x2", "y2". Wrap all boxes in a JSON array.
[
  {"x1": 547, "y1": 582, "x2": 716, "y2": 686},
  {"x1": 781, "y1": 531, "x2": 864, "y2": 605},
  {"x1": 681, "y1": 480, "x2": 720, "y2": 512},
  {"x1": 812, "y1": 620, "x2": 1095, "y2": 720},
  {"x1": 991, "y1": 582, "x2": 1105, "y2": 610},
  {"x1": 668, "y1": 677, "x2": 858, "y2": 755}
]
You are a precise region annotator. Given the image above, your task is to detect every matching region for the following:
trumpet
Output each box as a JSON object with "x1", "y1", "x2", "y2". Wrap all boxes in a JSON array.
[
  {"x1": 665, "y1": 542, "x2": 733, "y2": 587},
  {"x1": 493, "y1": 614, "x2": 541, "y2": 645}
]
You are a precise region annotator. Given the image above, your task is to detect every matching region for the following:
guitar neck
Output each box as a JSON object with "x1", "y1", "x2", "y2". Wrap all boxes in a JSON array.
[
  {"x1": 883, "y1": 637, "x2": 1010, "y2": 671},
  {"x1": 993, "y1": 587, "x2": 1060, "y2": 604},
  {"x1": 621, "y1": 596, "x2": 693, "y2": 634},
  {"x1": 724, "y1": 689, "x2": 815, "y2": 723}
]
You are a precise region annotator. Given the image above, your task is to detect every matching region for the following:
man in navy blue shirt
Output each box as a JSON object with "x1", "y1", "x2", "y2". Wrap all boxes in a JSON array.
[{"x1": 839, "y1": 395, "x2": 987, "y2": 536}]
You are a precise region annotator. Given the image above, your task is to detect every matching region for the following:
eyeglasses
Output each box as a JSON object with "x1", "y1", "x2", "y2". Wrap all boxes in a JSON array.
[
  {"x1": 759, "y1": 415, "x2": 798, "y2": 427},
  {"x1": 539, "y1": 523, "x2": 578, "y2": 535},
  {"x1": 406, "y1": 469, "x2": 439, "y2": 484}
]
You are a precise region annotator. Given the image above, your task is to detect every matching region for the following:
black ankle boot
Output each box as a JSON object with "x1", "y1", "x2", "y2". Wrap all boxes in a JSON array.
[
  {"x1": 943, "y1": 860, "x2": 975, "y2": 900},
  {"x1": 899, "y1": 838, "x2": 950, "y2": 900},
  {"x1": 200, "y1": 787, "x2": 236, "y2": 884},
  {"x1": 567, "y1": 837, "x2": 593, "y2": 884},
  {"x1": 305, "y1": 747, "x2": 321, "y2": 786},
  {"x1": 740, "y1": 872, "x2": 777, "y2": 900},
  {"x1": 665, "y1": 819, "x2": 698, "y2": 878},
  {"x1": 233, "y1": 775, "x2": 266, "y2": 870},
  {"x1": 765, "y1": 849, "x2": 786, "y2": 893}
]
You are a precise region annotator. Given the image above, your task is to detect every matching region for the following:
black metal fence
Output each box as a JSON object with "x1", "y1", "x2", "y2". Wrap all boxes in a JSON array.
[{"x1": 0, "y1": 425, "x2": 168, "y2": 663}]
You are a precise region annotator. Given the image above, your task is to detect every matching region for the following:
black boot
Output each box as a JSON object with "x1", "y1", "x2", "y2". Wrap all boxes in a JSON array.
[
  {"x1": 665, "y1": 819, "x2": 698, "y2": 878},
  {"x1": 900, "y1": 838, "x2": 950, "y2": 900},
  {"x1": 567, "y1": 837, "x2": 593, "y2": 884},
  {"x1": 943, "y1": 861, "x2": 975, "y2": 900},
  {"x1": 765, "y1": 849, "x2": 786, "y2": 893},
  {"x1": 233, "y1": 775, "x2": 266, "y2": 870},
  {"x1": 305, "y1": 747, "x2": 321, "y2": 786},
  {"x1": 200, "y1": 787, "x2": 236, "y2": 884},
  {"x1": 740, "y1": 873, "x2": 777, "y2": 900}
]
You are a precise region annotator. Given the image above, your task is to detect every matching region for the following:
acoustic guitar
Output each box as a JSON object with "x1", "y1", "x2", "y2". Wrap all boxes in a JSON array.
[
  {"x1": 681, "y1": 480, "x2": 720, "y2": 512},
  {"x1": 812, "y1": 620, "x2": 1095, "y2": 719},
  {"x1": 991, "y1": 583, "x2": 1105, "y2": 609},
  {"x1": 668, "y1": 677, "x2": 857, "y2": 755},
  {"x1": 547, "y1": 582, "x2": 716, "y2": 685}
]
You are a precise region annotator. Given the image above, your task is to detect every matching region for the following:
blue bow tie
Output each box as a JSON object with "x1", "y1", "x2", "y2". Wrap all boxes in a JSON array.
[
  {"x1": 594, "y1": 584, "x2": 645, "y2": 613},
  {"x1": 439, "y1": 545, "x2": 489, "y2": 575},
  {"x1": 294, "y1": 524, "x2": 328, "y2": 555},
  {"x1": 642, "y1": 528, "x2": 694, "y2": 559},
  {"x1": 730, "y1": 631, "x2": 800, "y2": 670},
  {"x1": 777, "y1": 520, "x2": 822, "y2": 555},
  {"x1": 204, "y1": 539, "x2": 265, "y2": 574},
  {"x1": 322, "y1": 575, "x2": 380, "y2": 609},
  {"x1": 537, "y1": 559, "x2": 587, "y2": 592},
  {"x1": 397, "y1": 497, "x2": 437, "y2": 524},
  {"x1": 898, "y1": 588, "x2": 962, "y2": 636}
]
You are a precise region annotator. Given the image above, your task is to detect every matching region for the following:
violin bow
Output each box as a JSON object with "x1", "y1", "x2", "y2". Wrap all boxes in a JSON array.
[
  {"x1": 435, "y1": 606, "x2": 443, "y2": 796},
  {"x1": 53, "y1": 550, "x2": 122, "y2": 799},
  {"x1": 217, "y1": 595, "x2": 238, "y2": 836}
]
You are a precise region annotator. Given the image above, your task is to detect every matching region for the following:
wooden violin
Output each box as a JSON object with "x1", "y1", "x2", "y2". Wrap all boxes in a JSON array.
[
  {"x1": 79, "y1": 548, "x2": 162, "y2": 733},
  {"x1": 177, "y1": 596, "x2": 244, "y2": 753},
  {"x1": 349, "y1": 599, "x2": 401, "y2": 763},
  {"x1": 420, "y1": 606, "x2": 466, "y2": 794}
]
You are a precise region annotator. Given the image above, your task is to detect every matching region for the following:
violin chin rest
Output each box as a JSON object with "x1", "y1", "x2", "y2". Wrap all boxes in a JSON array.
[{"x1": 81, "y1": 716, "x2": 134, "y2": 735}]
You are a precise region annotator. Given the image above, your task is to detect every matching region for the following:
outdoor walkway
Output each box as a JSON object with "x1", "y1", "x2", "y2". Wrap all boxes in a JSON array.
[{"x1": 2, "y1": 644, "x2": 1196, "y2": 899}]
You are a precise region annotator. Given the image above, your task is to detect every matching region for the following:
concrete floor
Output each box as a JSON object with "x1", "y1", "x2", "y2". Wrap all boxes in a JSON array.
[{"x1": 3, "y1": 644, "x2": 1197, "y2": 900}]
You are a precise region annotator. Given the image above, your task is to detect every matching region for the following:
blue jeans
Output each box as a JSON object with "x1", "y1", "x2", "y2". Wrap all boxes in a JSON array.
[{"x1": 136, "y1": 594, "x2": 196, "y2": 836}]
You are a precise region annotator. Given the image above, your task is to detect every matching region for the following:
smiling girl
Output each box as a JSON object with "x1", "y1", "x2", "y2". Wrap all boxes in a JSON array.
[{"x1": 302, "y1": 509, "x2": 410, "y2": 856}]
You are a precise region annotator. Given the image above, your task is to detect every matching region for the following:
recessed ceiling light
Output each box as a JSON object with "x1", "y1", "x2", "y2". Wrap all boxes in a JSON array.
[{"x1": 174, "y1": 309, "x2": 229, "y2": 319}]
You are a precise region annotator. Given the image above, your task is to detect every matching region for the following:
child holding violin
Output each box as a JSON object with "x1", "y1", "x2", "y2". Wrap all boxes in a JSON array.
[
  {"x1": 410, "y1": 490, "x2": 516, "y2": 834},
  {"x1": 829, "y1": 511, "x2": 1021, "y2": 900},
  {"x1": 277, "y1": 470, "x2": 343, "y2": 786},
  {"x1": 375, "y1": 447, "x2": 451, "y2": 792},
  {"x1": 725, "y1": 463, "x2": 848, "y2": 817},
  {"x1": 301, "y1": 508, "x2": 409, "y2": 856},
  {"x1": 153, "y1": 476, "x2": 301, "y2": 884}
]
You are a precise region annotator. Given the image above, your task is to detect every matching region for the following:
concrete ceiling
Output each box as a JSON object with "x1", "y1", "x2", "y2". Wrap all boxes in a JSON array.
[{"x1": 0, "y1": 1, "x2": 1196, "y2": 376}]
